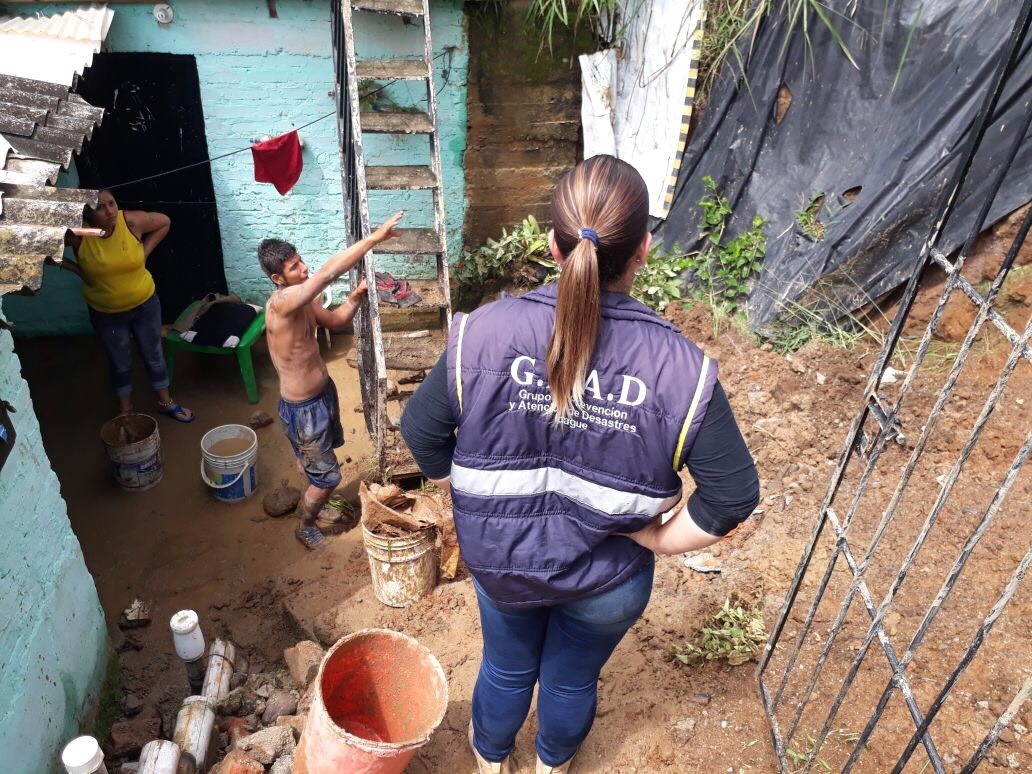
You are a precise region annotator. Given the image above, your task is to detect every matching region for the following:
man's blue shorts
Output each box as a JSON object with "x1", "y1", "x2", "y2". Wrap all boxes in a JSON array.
[{"x1": 278, "y1": 380, "x2": 344, "y2": 490}]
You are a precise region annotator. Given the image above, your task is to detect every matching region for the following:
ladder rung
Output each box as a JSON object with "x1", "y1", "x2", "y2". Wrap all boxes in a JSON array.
[
  {"x1": 352, "y1": 0, "x2": 423, "y2": 15},
  {"x1": 382, "y1": 331, "x2": 448, "y2": 371},
  {"x1": 377, "y1": 228, "x2": 441, "y2": 254},
  {"x1": 360, "y1": 111, "x2": 433, "y2": 134},
  {"x1": 365, "y1": 165, "x2": 437, "y2": 190},
  {"x1": 356, "y1": 59, "x2": 429, "y2": 80}
]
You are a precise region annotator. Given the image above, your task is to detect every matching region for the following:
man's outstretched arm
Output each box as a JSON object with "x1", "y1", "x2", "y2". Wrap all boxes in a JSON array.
[{"x1": 271, "y1": 211, "x2": 402, "y2": 316}]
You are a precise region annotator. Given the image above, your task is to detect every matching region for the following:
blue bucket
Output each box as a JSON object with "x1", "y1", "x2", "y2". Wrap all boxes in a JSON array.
[{"x1": 200, "y1": 425, "x2": 258, "y2": 503}]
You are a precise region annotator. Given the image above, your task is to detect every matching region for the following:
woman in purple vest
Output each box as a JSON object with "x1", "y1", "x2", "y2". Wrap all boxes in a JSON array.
[{"x1": 402, "y1": 154, "x2": 759, "y2": 774}]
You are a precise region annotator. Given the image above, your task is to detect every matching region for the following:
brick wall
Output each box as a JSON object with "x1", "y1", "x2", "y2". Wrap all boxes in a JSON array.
[
  {"x1": 0, "y1": 300, "x2": 108, "y2": 772},
  {"x1": 5, "y1": 0, "x2": 469, "y2": 334},
  {"x1": 463, "y1": 0, "x2": 583, "y2": 247}
]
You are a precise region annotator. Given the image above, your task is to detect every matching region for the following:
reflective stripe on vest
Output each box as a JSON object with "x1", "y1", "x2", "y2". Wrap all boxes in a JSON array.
[
  {"x1": 672, "y1": 354, "x2": 712, "y2": 468},
  {"x1": 451, "y1": 463, "x2": 680, "y2": 517},
  {"x1": 455, "y1": 312, "x2": 470, "y2": 414}
]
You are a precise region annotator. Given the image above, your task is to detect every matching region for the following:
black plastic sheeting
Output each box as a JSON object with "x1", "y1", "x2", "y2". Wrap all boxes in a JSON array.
[{"x1": 657, "y1": 0, "x2": 1032, "y2": 330}]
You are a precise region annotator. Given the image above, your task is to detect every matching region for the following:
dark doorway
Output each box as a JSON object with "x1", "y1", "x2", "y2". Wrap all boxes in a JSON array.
[{"x1": 75, "y1": 53, "x2": 228, "y2": 323}]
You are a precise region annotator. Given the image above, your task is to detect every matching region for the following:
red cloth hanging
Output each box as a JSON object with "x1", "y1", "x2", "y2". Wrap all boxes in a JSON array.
[{"x1": 251, "y1": 129, "x2": 303, "y2": 195}]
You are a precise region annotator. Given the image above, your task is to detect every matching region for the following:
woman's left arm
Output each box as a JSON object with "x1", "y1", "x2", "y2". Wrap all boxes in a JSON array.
[
  {"x1": 399, "y1": 352, "x2": 457, "y2": 493},
  {"x1": 126, "y1": 211, "x2": 171, "y2": 258},
  {"x1": 623, "y1": 381, "x2": 760, "y2": 555}
]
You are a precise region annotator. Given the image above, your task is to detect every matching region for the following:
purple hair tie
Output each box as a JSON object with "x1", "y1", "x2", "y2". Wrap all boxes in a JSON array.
[{"x1": 578, "y1": 227, "x2": 599, "y2": 246}]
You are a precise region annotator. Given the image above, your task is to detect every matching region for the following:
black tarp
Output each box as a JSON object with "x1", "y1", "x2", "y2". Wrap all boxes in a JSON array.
[{"x1": 657, "y1": 0, "x2": 1032, "y2": 329}]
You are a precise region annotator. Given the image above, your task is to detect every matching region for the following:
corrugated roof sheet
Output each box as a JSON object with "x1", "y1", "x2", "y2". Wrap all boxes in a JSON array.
[
  {"x1": 0, "y1": 3, "x2": 113, "y2": 42},
  {"x1": 0, "y1": 6, "x2": 109, "y2": 295}
]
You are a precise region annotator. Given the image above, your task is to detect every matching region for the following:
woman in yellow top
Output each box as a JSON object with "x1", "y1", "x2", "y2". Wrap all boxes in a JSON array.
[{"x1": 64, "y1": 189, "x2": 194, "y2": 422}]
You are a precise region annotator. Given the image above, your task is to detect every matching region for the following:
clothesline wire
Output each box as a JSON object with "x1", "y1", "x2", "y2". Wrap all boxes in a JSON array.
[
  {"x1": 105, "y1": 110, "x2": 335, "y2": 191},
  {"x1": 106, "y1": 51, "x2": 452, "y2": 192}
]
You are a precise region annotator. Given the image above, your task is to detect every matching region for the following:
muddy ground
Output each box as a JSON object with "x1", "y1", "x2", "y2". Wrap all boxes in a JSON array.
[{"x1": 15, "y1": 258, "x2": 1030, "y2": 771}]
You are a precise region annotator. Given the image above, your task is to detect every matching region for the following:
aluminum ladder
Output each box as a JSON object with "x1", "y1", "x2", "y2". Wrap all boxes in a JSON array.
[{"x1": 330, "y1": 0, "x2": 452, "y2": 478}]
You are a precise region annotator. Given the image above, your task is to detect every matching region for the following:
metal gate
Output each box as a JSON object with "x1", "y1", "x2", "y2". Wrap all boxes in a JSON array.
[{"x1": 758, "y1": 3, "x2": 1032, "y2": 771}]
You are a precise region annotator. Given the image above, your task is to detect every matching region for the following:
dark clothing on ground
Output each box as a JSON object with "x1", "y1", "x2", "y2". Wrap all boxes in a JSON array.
[
  {"x1": 401, "y1": 352, "x2": 759, "y2": 536},
  {"x1": 278, "y1": 379, "x2": 344, "y2": 489}
]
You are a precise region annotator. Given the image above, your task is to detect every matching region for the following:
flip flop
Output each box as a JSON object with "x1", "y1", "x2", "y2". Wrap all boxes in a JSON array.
[
  {"x1": 295, "y1": 526, "x2": 327, "y2": 551},
  {"x1": 158, "y1": 402, "x2": 196, "y2": 423}
]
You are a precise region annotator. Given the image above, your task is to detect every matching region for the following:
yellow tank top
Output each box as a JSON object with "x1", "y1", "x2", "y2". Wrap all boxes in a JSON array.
[{"x1": 77, "y1": 210, "x2": 156, "y2": 313}]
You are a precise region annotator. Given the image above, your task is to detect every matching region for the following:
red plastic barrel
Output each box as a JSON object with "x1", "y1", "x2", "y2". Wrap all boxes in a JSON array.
[{"x1": 295, "y1": 628, "x2": 449, "y2": 774}]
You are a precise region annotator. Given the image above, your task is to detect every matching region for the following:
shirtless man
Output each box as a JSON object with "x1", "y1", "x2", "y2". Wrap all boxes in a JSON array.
[{"x1": 259, "y1": 211, "x2": 403, "y2": 550}]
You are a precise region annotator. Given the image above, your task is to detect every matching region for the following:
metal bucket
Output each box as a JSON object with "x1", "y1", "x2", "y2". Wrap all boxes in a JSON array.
[
  {"x1": 99, "y1": 414, "x2": 163, "y2": 492},
  {"x1": 199, "y1": 424, "x2": 258, "y2": 503},
  {"x1": 361, "y1": 525, "x2": 437, "y2": 608}
]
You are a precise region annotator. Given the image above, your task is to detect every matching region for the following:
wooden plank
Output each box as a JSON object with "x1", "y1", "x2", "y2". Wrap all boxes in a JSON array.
[
  {"x1": 360, "y1": 111, "x2": 433, "y2": 134},
  {"x1": 375, "y1": 228, "x2": 441, "y2": 255},
  {"x1": 356, "y1": 59, "x2": 428, "y2": 80},
  {"x1": 364, "y1": 165, "x2": 436, "y2": 190},
  {"x1": 352, "y1": 0, "x2": 423, "y2": 15},
  {"x1": 382, "y1": 330, "x2": 446, "y2": 372}
]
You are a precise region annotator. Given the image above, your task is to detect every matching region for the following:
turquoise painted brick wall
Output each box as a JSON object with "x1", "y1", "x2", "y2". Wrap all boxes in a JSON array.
[
  {"x1": 0, "y1": 301, "x2": 108, "y2": 773},
  {"x1": 5, "y1": 0, "x2": 468, "y2": 335}
]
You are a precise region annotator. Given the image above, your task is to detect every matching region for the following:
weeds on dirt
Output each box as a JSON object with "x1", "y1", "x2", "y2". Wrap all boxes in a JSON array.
[
  {"x1": 761, "y1": 296, "x2": 868, "y2": 353},
  {"x1": 527, "y1": 0, "x2": 623, "y2": 53},
  {"x1": 684, "y1": 176, "x2": 767, "y2": 318},
  {"x1": 786, "y1": 729, "x2": 861, "y2": 772},
  {"x1": 701, "y1": 0, "x2": 860, "y2": 96},
  {"x1": 633, "y1": 244, "x2": 694, "y2": 312},
  {"x1": 667, "y1": 597, "x2": 766, "y2": 667},
  {"x1": 756, "y1": 273, "x2": 966, "y2": 377},
  {"x1": 455, "y1": 215, "x2": 552, "y2": 290},
  {"x1": 327, "y1": 497, "x2": 354, "y2": 514},
  {"x1": 795, "y1": 194, "x2": 826, "y2": 242}
]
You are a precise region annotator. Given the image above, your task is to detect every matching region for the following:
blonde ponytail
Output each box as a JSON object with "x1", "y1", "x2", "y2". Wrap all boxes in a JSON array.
[
  {"x1": 547, "y1": 237, "x2": 601, "y2": 419},
  {"x1": 545, "y1": 155, "x2": 650, "y2": 424}
]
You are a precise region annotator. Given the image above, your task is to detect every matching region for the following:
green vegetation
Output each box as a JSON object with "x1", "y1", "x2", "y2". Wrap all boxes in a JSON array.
[
  {"x1": 527, "y1": 0, "x2": 622, "y2": 52},
  {"x1": 795, "y1": 194, "x2": 826, "y2": 241},
  {"x1": 701, "y1": 0, "x2": 860, "y2": 92},
  {"x1": 454, "y1": 215, "x2": 552, "y2": 291},
  {"x1": 454, "y1": 214, "x2": 693, "y2": 313},
  {"x1": 685, "y1": 176, "x2": 767, "y2": 316},
  {"x1": 632, "y1": 244, "x2": 694, "y2": 313},
  {"x1": 786, "y1": 729, "x2": 861, "y2": 772},
  {"x1": 667, "y1": 598, "x2": 766, "y2": 667}
]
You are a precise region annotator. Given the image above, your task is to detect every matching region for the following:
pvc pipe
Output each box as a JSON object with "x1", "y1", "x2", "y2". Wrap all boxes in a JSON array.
[
  {"x1": 201, "y1": 639, "x2": 235, "y2": 704},
  {"x1": 172, "y1": 696, "x2": 215, "y2": 772},
  {"x1": 170, "y1": 610, "x2": 205, "y2": 660},
  {"x1": 138, "y1": 740, "x2": 181, "y2": 774},
  {"x1": 61, "y1": 736, "x2": 107, "y2": 774},
  {"x1": 170, "y1": 610, "x2": 206, "y2": 694}
]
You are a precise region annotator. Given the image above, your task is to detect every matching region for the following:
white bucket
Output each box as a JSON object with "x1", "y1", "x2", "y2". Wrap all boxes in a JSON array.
[
  {"x1": 200, "y1": 424, "x2": 258, "y2": 503},
  {"x1": 362, "y1": 525, "x2": 438, "y2": 608},
  {"x1": 100, "y1": 414, "x2": 163, "y2": 492}
]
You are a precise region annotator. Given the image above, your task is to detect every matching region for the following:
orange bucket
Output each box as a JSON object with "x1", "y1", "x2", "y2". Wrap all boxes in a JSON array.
[{"x1": 295, "y1": 628, "x2": 448, "y2": 774}]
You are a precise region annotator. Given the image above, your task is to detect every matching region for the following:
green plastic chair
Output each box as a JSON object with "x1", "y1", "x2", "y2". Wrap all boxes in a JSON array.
[{"x1": 164, "y1": 302, "x2": 266, "y2": 404}]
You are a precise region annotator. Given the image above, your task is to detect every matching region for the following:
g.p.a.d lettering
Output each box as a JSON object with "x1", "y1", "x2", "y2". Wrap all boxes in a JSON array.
[{"x1": 509, "y1": 355, "x2": 647, "y2": 407}]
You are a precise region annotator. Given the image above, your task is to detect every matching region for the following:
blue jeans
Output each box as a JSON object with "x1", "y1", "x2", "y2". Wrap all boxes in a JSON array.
[
  {"x1": 88, "y1": 294, "x2": 169, "y2": 398},
  {"x1": 278, "y1": 380, "x2": 345, "y2": 490},
  {"x1": 471, "y1": 558, "x2": 655, "y2": 766}
]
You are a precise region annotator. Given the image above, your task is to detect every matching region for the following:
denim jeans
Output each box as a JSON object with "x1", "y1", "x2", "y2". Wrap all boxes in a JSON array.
[
  {"x1": 88, "y1": 293, "x2": 169, "y2": 397},
  {"x1": 471, "y1": 558, "x2": 655, "y2": 766}
]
